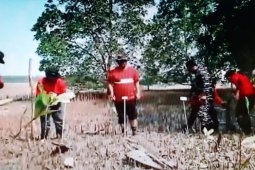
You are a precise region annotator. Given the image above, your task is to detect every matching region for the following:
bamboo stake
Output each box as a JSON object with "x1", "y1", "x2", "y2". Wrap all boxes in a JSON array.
[{"x1": 28, "y1": 58, "x2": 35, "y2": 140}]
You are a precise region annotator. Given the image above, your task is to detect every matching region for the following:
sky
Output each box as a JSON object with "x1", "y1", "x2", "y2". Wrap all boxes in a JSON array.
[
  {"x1": 0, "y1": 0, "x2": 46, "y2": 76},
  {"x1": 0, "y1": 1, "x2": 158, "y2": 76}
]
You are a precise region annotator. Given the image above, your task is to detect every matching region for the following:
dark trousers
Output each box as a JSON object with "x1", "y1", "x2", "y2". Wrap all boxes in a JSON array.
[
  {"x1": 236, "y1": 95, "x2": 255, "y2": 134},
  {"x1": 40, "y1": 103, "x2": 63, "y2": 139},
  {"x1": 114, "y1": 99, "x2": 137, "y2": 124},
  {"x1": 188, "y1": 104, "x2": 218, "y2": 131}
]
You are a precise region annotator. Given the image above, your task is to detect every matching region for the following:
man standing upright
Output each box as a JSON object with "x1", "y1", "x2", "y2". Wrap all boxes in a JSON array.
[
  {"x1": 0, "y1": 51, "x2": 5, "y2": 89},
  {"x1": 185, "y1": 60, "x2": 218, "y2": 132},
  {"x1": 107, "y1": 54, "x2": 140, "y2": 136},
  {"x1": 225, "y1": 70, "x2": 255, "y2": 135}
]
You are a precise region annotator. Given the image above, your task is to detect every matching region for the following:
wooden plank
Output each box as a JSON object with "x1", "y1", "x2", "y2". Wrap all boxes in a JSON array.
[
  {"x1": 0, "y1": 98, "x2": 13, "y2": 106},
  {"x1": 126, "y1": 150, "x2": 162, "y2": 170}
]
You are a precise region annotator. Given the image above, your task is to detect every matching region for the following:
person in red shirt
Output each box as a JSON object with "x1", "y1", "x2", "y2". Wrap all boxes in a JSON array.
[
  {"x1": 36, "y1": 67, "x2": 67, "y2": 139},
  {"x1": 225, "y1": 70, "x2": 255, "y2": 134},
  {"x1": 0, "y1": 51, "x2": 5, "y2": 89},
  {"x1": 108, "y1": 54, "x2": 140, "y2": 136}
]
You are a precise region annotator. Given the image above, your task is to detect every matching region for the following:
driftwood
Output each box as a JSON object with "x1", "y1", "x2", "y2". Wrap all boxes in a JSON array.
[
  {"x1": 126, "y1": 142, "x2": 177, "y2": 169},
  {"x1": 0, "y1": 98, "x2": 13, "y2": 106},
  {"x1": 51, "y1": 142, "x2": 70, "y2": 156},
  {"x1": 126, "y1": 150, "x2": 162, "y2": 169}
]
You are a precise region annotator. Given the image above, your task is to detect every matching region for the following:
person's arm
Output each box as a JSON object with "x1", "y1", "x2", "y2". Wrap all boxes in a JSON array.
[
  {"x1": 107, "y1": 70, "x2": 115, "y2": 101},
  {"x1": 233, "y1": 79, "x2": 242, "y2": 100},
  {"x1": 214, "y1": 89, "x2": 227, "y2": 106},
  {"x1": 133, "y1": 68, "x2": 141, "y2": 100},
  {"x1": 36, "y1": 79, "x2": 43, "y2": 96},
  {"x1": 135, "y1": 81, "x2": 141, "y2": 100},
  {"x1": 108, "y1": 83, "x2": 115, "y2": 101},
  {"x1": 59, "y1": 79, "x2": 67, "y2": 94}
]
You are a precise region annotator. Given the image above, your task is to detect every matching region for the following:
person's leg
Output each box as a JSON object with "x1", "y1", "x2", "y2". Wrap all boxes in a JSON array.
[
  {"x1": 197, "y1": 104, "x2": 215, "y2": 132},
  {"x1": 114, "y1": 101, "x2": 124, "y2": 133},
  {"x1": 52, "y1": 108, "x2": 63, "y2": 138},
  {"x1": 40, "y1": 114, "x2": 51, "y2": 139},
  {"x1": 209, "y1": 107, "x2": 219, "y2": 131},
  {"x1": 236, "y1": 97, "x2": 251, "y2": 135},
  {"x1": 126, "y1": 99, "x2": 138, "y2": 136},
  {"x1": 187, "y1": 105, "x2": 199, "y2": 129},
  {"x1": 248, "y1": 95, "x2": 255, "y2": 111}
]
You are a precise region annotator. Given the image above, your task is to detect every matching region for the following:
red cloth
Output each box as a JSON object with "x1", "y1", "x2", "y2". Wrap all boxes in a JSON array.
[
  {"x1": 214, "y1": 89, "x2": 224, "y2": 105},
  {"x1": 228, "y1": 72, "x2": 255, "y2": 97},
  {"x1": 190, "y1": 90, "x2": 224, "y2": 106},
  {"x1": 108, "y1": 66, "x2": 139, "y2": 102},
  {"x1": 36, "y1": 77, "x2": 67, "y2": 95},
  {"x1": 0, "y1": 76, "x2": 3, "y2": 89}
]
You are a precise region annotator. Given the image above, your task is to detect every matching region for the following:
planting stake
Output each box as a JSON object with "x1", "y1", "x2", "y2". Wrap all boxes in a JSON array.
[
  {"x1": 62, "y1": 102, "x2": 67, "y2": 141},
  {"x1": 122, "y1": 96, "x2": 128, "y2": 136},
  {"x1": 28, "y1": 58, "x2": 35, "y2": 139},
  {"x1": 180, "y1": 96, "x2": 188, "y2": 133}
]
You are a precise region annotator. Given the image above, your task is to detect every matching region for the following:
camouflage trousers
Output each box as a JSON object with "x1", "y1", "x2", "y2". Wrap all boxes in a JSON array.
[{"x1": 197, "y1": 104, "x2": 218, "y2": 131}]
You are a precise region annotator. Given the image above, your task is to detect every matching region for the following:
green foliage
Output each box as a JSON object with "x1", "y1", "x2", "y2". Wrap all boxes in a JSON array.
[
  {"x1": 33, "y1": 0, "x2": 255, "y2": 85},
  {"x1": 34, "y1": 85, "x2": 58, "y2": 118},
  {"x1": 142, "y1": 0, "x2": 255, "y2": 84},
  {"x1": 142, "y1": 0, "x2": 214, "y2": 83},
  {"x1": 32, "y1": 0, "x2": 154, "y2": 82},
  {"x1": 202, "y1": 0, "x2": 255, "y2": 72},
  {"x1": 66, "y1": 75, "x2": 104, "y2": 89}
]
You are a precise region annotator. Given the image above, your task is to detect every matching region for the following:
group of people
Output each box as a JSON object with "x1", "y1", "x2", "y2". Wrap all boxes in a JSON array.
[
  {"x1": 37, "y1": 54, "x2": 141, "y2": 138},
  {"x1": 1, "y1": 50, "x2": 255, "y2": 138},
  {"x1": 185, "y1": 60, "x2": 255, "y2": 135}
]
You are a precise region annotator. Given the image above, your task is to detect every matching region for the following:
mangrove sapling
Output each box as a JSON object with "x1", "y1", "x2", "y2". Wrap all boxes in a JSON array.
[
  {"x1": 13, "y1": 87, "x2": 75, "y2": 139},
  {"x1": 13, "y1": 108, "x2": 27, "y2": 139}
]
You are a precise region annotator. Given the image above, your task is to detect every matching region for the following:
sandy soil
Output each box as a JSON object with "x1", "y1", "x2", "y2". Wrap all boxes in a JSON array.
[
  {"x1": 0, "y1": 83, "x2": 35, "y2": 99},
  {"x1": 0, "y1": 84, "x2": 255, "y2": 169}
]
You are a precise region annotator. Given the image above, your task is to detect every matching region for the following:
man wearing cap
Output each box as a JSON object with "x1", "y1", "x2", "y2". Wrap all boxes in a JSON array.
[
  {"x1": 36, "y1": 67, "x2": 67, "y2": 139},
  {"x1": 107, "y1": 54, "x2": 140, "y2": 136},
  {"x1": 225, "y1": 70, "x2": 255, "y2": 135},
  {"x1": 185, "y1": 60, "x2": 218, "y2": 132},
  {"x1": 0, "y1": 51, "x2": 5, "y2": 89}
]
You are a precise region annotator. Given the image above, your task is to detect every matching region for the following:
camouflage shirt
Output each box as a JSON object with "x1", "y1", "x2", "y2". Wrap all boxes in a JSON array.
[{"x1": 190, "y1": 64, "x2": 215, "y2": 127}]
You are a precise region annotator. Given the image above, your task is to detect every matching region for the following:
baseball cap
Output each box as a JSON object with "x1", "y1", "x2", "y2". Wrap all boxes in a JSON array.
[
  {"x1": 116, "y1": 55, "x2": 128, "y2": 62},
  {"x1": 45, "y1": 67, "x2": 60, "y2": 78},
  {"x1": 185, "y1": 60, "x2": 197, "y2": 68},
  {"x1": 0, "y1": 51, "x2": 5, "y2": 64}
]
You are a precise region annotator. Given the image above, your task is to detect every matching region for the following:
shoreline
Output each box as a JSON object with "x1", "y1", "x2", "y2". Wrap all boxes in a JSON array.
[{"x1": 0, "y1": 83, "x2": 36, "y2": 99}]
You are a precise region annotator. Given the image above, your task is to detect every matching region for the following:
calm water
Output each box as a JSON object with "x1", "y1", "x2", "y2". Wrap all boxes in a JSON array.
[{"x1": 2, "y1": 76, "x2": 41, "y2": 83}]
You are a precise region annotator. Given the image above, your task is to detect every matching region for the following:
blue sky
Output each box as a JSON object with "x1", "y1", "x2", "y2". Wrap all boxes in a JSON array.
[
  {"x1": 0, "y1": 1, "x2": 157, "y2": 76},
  {"x1": 0, "y1": 0, "x2": 46, "y2": 76}
]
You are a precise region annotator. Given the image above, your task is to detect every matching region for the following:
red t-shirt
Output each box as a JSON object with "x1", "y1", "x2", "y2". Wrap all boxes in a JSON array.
[
  {"x1": 214, "y1": 89, "x2": 224, "y2": 105},
  {"x1": 36, "y1": 77, "x2": 67, "y2": 95},
  {"x1": 108, "y1": 66, "x2": 139, "y2": 102},
  {"x1": 229, "y1": 72, "x2": 255, "y2": 97},
  {"x1": 0, "y1": 76, "x2": 4, "y2": 89}
]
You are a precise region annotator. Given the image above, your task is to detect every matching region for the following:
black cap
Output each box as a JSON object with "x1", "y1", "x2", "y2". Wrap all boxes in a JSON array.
[
  {"x1": 116, "y1": 55, "x2": 127, "y2": 62},
  {"x1": 185, "y1": 60, "x2": 197, "y2": 68},
  {"x1": 0, "y1": 51, "x2": 5, "y2": 64},
  {"x1": 45, "y1": 67, "x2": 60, "y2": 78},
  {"x1": 225, "y1": 70, "x2": 236, "y2": 78}
]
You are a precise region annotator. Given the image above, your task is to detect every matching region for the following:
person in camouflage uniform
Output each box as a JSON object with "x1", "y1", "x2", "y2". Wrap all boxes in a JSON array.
[{"x1": 185, "y1": 60, "x2": 218, "y2": 132}]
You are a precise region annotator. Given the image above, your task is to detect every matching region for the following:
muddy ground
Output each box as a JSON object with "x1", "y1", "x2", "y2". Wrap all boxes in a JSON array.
[
  {"x1": 0, "y1": 99, "x2": 255, "y2": 170},
  {"x1": 0, "y1": 83, "x2": 255, "y2": 169}
]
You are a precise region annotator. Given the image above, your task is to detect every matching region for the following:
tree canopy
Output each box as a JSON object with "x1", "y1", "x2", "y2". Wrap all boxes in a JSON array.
[
  {"x1": 142, "y1": 0, "x2": 255, "y2": 84},
  {"x1": 32, "y1": 0, "x2": 154, "y2": 82},
  {"x1": 33, "y1": 0, "x2": 255, "y2": 85}
]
